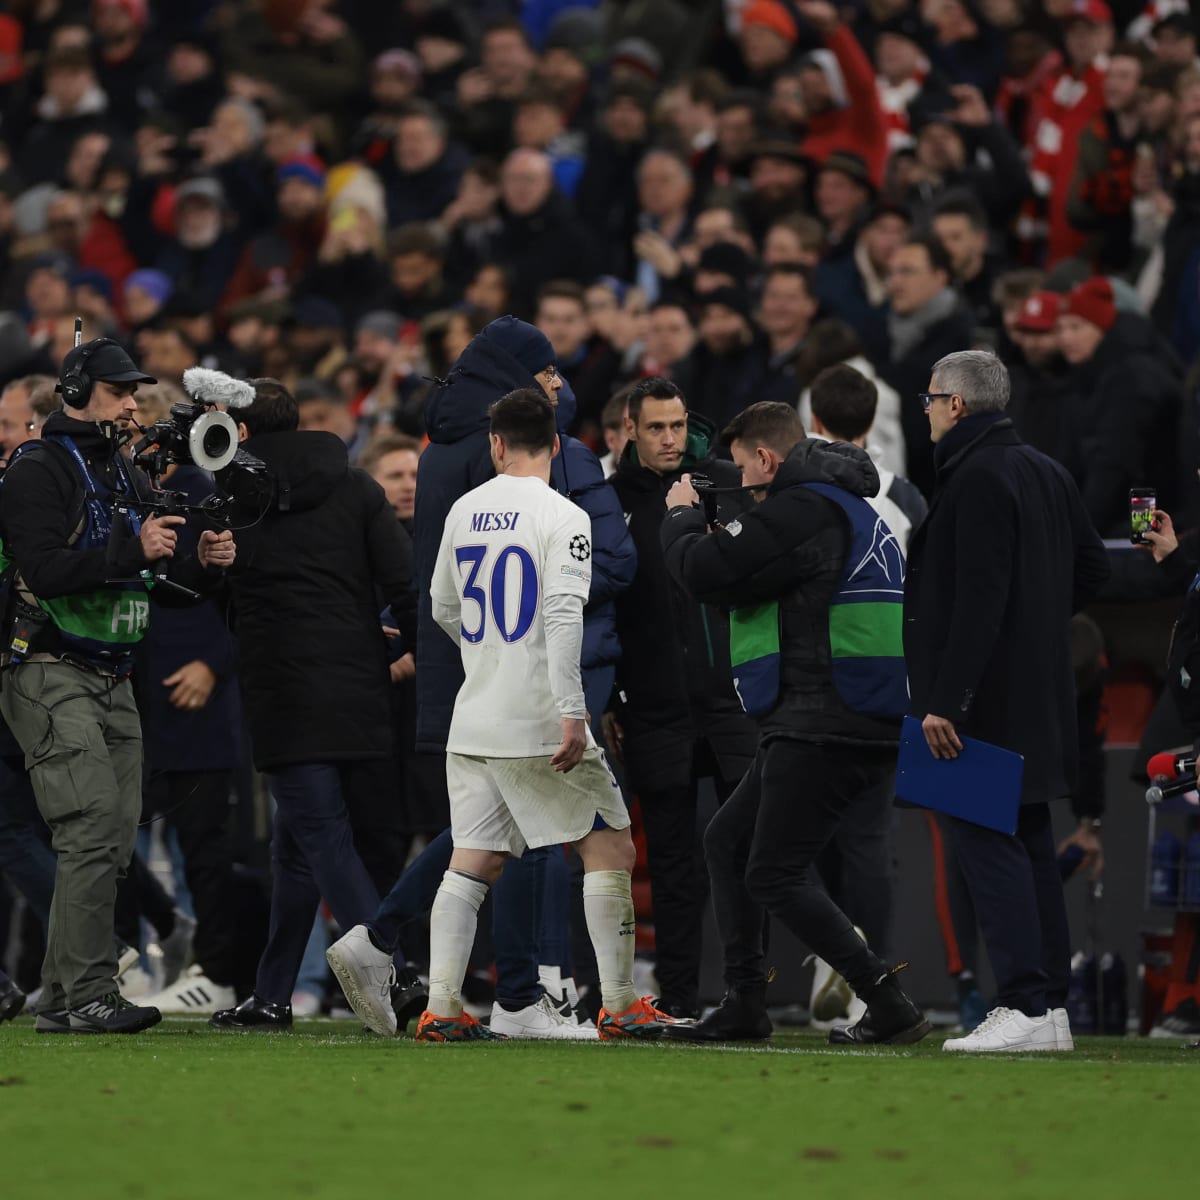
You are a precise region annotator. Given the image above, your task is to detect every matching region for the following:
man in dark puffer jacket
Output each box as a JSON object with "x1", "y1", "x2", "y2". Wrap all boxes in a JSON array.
[{"x1": 660, "y1": 400, "x2": 928, "y2": 1048}]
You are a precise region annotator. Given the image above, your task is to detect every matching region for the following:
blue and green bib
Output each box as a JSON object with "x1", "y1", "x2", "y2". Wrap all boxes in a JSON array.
[
  {"x1": 0, "y1": 435, "x2": 152, "y2": 669},
  {"x1": 730, "y1": 483, "x2": 908, "y2": 718}
]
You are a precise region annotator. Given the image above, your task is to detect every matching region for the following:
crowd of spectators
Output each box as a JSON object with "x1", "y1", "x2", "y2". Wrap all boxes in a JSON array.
[{"x1": 0, "y1": 0, "x2": 1195, "y2": 532}]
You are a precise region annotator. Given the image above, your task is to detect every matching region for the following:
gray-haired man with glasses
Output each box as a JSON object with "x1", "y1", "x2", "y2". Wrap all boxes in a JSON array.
[{"x1": 903, "y1": 349, "x2": 1109, "y2": 1053}]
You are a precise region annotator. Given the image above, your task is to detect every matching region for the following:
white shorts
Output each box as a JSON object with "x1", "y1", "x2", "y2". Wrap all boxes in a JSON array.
[{"x1": 446, "y1": 747, "x2": 630, "y2": 856}]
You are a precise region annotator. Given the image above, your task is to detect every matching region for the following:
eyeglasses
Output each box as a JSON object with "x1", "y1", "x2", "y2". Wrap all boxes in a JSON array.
[
  {"x1": 918, "y1": 392, "x2": 957, "y2": 412},
  {"x1": 538, "y1": 366, "x2": 560, "y2": 382}
]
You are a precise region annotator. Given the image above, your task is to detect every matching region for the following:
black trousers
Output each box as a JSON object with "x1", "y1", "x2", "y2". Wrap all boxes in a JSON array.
[
  {"x1": 948, "y1": 801, "x2": 1071, "y2": 1017},
  {"x1": 639, "y1": 746, "x2": 736, "y2": 1011},
  {"x1": 341, "y1": 757, "x2": 408, "y2": 901},
  {"x1": 704, "y1": 739, "x2": 890, "y2": 995},
  {"x1": 159, "y1": 770, "x2": 238, "y2": 987},
  {"x1": 814, "y1": 768, "x2": 895, "y2": 959},
  {"x1": 114, "y1": 853, "x2": 175, "y2": 949}
]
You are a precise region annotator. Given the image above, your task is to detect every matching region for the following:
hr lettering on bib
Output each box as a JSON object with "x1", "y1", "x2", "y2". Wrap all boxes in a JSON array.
[{"x1": 111, "y1": 598, "x2": 150, "y2": 636}]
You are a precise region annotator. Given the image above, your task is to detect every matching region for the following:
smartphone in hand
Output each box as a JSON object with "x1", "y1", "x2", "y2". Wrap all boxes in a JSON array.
[{"x1": 1130, "y1": 489, "x2": 1159, "y2": 544}]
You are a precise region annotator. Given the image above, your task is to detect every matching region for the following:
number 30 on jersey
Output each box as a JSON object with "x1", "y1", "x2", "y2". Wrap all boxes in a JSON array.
[{"x1": 454, "y1": 544, "x2": 540, "y2": 644}]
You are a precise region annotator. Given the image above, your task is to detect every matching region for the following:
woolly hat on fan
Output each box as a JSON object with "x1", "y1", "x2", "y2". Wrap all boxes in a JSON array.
[
  {"x1": 1063, "y1": 278, "x2": 1117, "y2": 332},
  {"x1": 1016, "y1": 291, "x2": 1063, "y2": 333},
  {"x1": 741, "y1": 0, "x2": 799, "y2": 43}
]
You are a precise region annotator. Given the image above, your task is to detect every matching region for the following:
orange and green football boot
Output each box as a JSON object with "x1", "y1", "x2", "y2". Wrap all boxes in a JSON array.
[
  {"x1": 415, "y1": 1009, "x2": 508, "y2": 1043},
  {"x1": 597, "y1": 996, "x2": 674, "y2": 1041}
]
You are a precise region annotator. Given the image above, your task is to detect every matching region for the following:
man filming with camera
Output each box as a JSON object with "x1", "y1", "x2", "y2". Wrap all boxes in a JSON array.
[
  {"x1": 0, "y1": 338, "x2": 236, "y2": 1035},
  {"x1": 660, "y1": 401, "x2": 928, "y2": 1046}
]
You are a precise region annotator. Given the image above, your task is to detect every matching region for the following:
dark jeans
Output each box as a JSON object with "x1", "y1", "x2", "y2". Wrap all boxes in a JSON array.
[
  {"x1": 255, "y1": 763, "x2": 403, "y2": 1006},
  {"x1": 154, "y1": 770, "x2": 238, "y2": 986},
  {"x1": 640, "y1": 750, "x2": 736, "y2": 1011},
  {"x1": 814, "y1": 769, "x2": 895, "y2": 958},
  {"x1": 948, "y1": 801, "x2": 1071, "y2": 1016},
  {"x1": 341, "y1": 757, "x2": 408, "y2": 901},
  {"x1": 704, "y1": 740, "x2": 889, "y2": 995},
  {"x1": 369, "y1": 826, "x2": 556, "y2": 1010},
  {"x1": 0, "y1": 753, "x2": 55, "y2": 928}
]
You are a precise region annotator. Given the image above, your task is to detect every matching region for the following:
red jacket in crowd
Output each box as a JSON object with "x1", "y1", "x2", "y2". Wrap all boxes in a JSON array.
[{"x1": 800, "y1": 26, "x2": 889, "y2": 187}]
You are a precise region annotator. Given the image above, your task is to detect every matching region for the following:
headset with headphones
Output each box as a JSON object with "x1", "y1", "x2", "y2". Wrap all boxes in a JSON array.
[{"x1": 58, "y1": 338, "x2": 122, "y2": 410}]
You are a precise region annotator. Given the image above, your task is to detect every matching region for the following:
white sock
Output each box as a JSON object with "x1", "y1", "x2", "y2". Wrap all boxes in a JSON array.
[
  {"x1": 583, "y1": 870, "x2": 638, "y2": 1013},
  {"x1": 426, "y1": 870, "x2": 489, "y2": 1017}
]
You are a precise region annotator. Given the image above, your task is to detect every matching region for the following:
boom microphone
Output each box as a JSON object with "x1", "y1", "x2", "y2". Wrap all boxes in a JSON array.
[{"x1": 1146, "y1": 752, "x2": 1197, "y2": 781}]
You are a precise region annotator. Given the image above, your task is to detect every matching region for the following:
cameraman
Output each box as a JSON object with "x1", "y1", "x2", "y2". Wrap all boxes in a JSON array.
[
  {"x1": 660, "y1": 401, "x2": 928, "y2": 1047},
  {"x1": 0, "y1": 338, "x2": 236, "y2": 1035}
]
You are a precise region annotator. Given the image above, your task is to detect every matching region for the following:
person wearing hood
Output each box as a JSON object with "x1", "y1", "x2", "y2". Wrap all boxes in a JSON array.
[
  {"x1": 605, "y1": 378, "x2": 757, "y2": 1019},
  {"x1": 359, "y1": 315, "x2": 635, "y2": 1037},
  {"x1": 208, "y1": 376, "x2": 422, "y2": 1032},
  {"x1": 659, "y1": 400, "x2": 928, "y2": 1047},
  {"x1": 0, "y1": 339, "x2": 234, "y2": 1035},
  {"x1": 904, "y1": 351, "x2": 1109, "y2": 1052},
  {"x1": 1058, "y1": 276, "x2": 1183, "y2": 536}
]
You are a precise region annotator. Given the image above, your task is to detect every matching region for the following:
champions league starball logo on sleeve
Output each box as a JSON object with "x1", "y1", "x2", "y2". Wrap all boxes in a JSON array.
[{"x1": 569, "y1": 534, "x2": 591, "y2": 562}]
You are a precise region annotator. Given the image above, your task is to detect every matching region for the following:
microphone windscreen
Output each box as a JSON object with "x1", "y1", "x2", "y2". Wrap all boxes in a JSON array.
[{"x1": 1147, "y1": 752, "x2": 1180, "y2": 780}]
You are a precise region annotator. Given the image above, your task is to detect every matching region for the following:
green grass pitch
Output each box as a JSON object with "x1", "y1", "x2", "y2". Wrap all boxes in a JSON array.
[{"x1": 1, "y1": 1019, "x2": 1195, "y2": 1199}]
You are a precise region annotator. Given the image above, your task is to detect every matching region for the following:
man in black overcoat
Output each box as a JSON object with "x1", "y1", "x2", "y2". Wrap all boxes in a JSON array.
[{"x1": 904, "y1": 349, "x2": 1110, "y2": 1053}]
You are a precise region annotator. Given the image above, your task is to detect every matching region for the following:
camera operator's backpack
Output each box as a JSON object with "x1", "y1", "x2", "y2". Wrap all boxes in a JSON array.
[{"x1": 1166, "y1": 572, "x2": 1200, "y2": 728}]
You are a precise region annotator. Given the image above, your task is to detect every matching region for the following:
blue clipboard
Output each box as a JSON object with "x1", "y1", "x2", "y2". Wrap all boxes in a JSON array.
[{"x1": 895, "y1": 716, "x2": 1023, "y2": 834}]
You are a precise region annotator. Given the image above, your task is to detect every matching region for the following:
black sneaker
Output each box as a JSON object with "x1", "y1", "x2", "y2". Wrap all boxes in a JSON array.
[
  {"x1": 1151, "y1": 997, "x2": 1200, "y2": 1038},
  {"x1": 35, "y1": 1008, "x2": 73, "y2": 1034},
  {"x1": 210, "y1": 994, "x2": 293, "y2": 1030},
  {"x1": 664, "y1": 985, "x2": 773, "y2": 1043},
  {"x1": 391, "y1": 967, "x2": 429, "y2": 1030},
  {"x1": 69, "y1": 993, "x2": 162, "y2": 1034},
  {"x1": 0, "y1": 975, "x2": 25, "y2": 1023},
  {"x1": 651, "y1": 997, "x2": 701, "y2": 1022},
  {"x1": 828, "y1": 964, "x2": 929, "y2": 1046}
]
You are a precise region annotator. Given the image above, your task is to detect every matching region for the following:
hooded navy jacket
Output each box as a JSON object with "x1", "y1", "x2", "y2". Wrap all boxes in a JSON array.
[{"x1": 413, "y1": 329, "x2": 635, "y2": 751}]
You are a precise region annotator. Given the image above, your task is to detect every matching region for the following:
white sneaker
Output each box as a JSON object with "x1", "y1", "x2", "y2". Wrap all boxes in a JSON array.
[
  {"x1": 291, "y1": 990, "x2": 322, "y2": 1017},
  {"x1": 808, "y1": 927, "x2": 865, "y2": 1026},
  {"x1": 810, "y1": 957, "x2": 852, "y2": 1023},
  {"x1": 1050, "y1": 1007, "x2": 1074, "y2": 1051},
  {"x1": 150, "y1": 911, "x2": 196, "y2": 989},
  {"x1": 943, "y1": 1006, "x2": 1059, "y2": 1052},
  {"x1": 118, "y1": 964, "x2": 155, "y2": 1000},
  {"x1": 538, "y1": 965, "x2": 593, "y2": 1027},
  {"x1": 116, "y1": 942, "x2": 140, "y2": 978},
  {"x1": 325, "y1": 925, "x2": 397, "y2": 1037},
  {"x1": 143, "y1": 964, "x2": 235, "y2": 1015},
  {"x1": 489, "y1": 995, "x2": 600, "y2": 1040}
]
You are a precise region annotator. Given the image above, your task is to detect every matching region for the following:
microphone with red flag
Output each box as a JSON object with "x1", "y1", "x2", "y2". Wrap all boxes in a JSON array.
[{"x1": 1146, "y1": 752, "x2": 1198, "y2": 805}]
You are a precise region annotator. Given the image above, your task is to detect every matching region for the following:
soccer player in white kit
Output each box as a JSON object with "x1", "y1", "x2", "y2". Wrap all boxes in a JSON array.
[{"x1": 415, "y1": 389, "x2": 673, "y2": 1042}]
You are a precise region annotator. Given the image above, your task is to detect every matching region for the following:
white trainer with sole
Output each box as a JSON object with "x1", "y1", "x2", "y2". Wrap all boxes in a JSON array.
[
  {"x1": 143, "y1": 964, "x2": 235, "y2": 1015},
  {"x1": 1050, "y1": 1007, "x2": 1075, "y2": 1051},
  {"x1": 943, "y1": 1006, "x2": 1060, "y2": 1052},
  {"x1": 490, "y1": 995, "x2": 600, "y2": 1040},
  {"x1": 326, "y1": 925, "x2": 397, "y2": 1037}
]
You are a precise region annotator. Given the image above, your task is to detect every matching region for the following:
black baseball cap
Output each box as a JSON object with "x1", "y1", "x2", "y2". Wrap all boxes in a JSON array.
[{"x1": 57, "y1": 339, "x2": 157, "y2": 389}]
